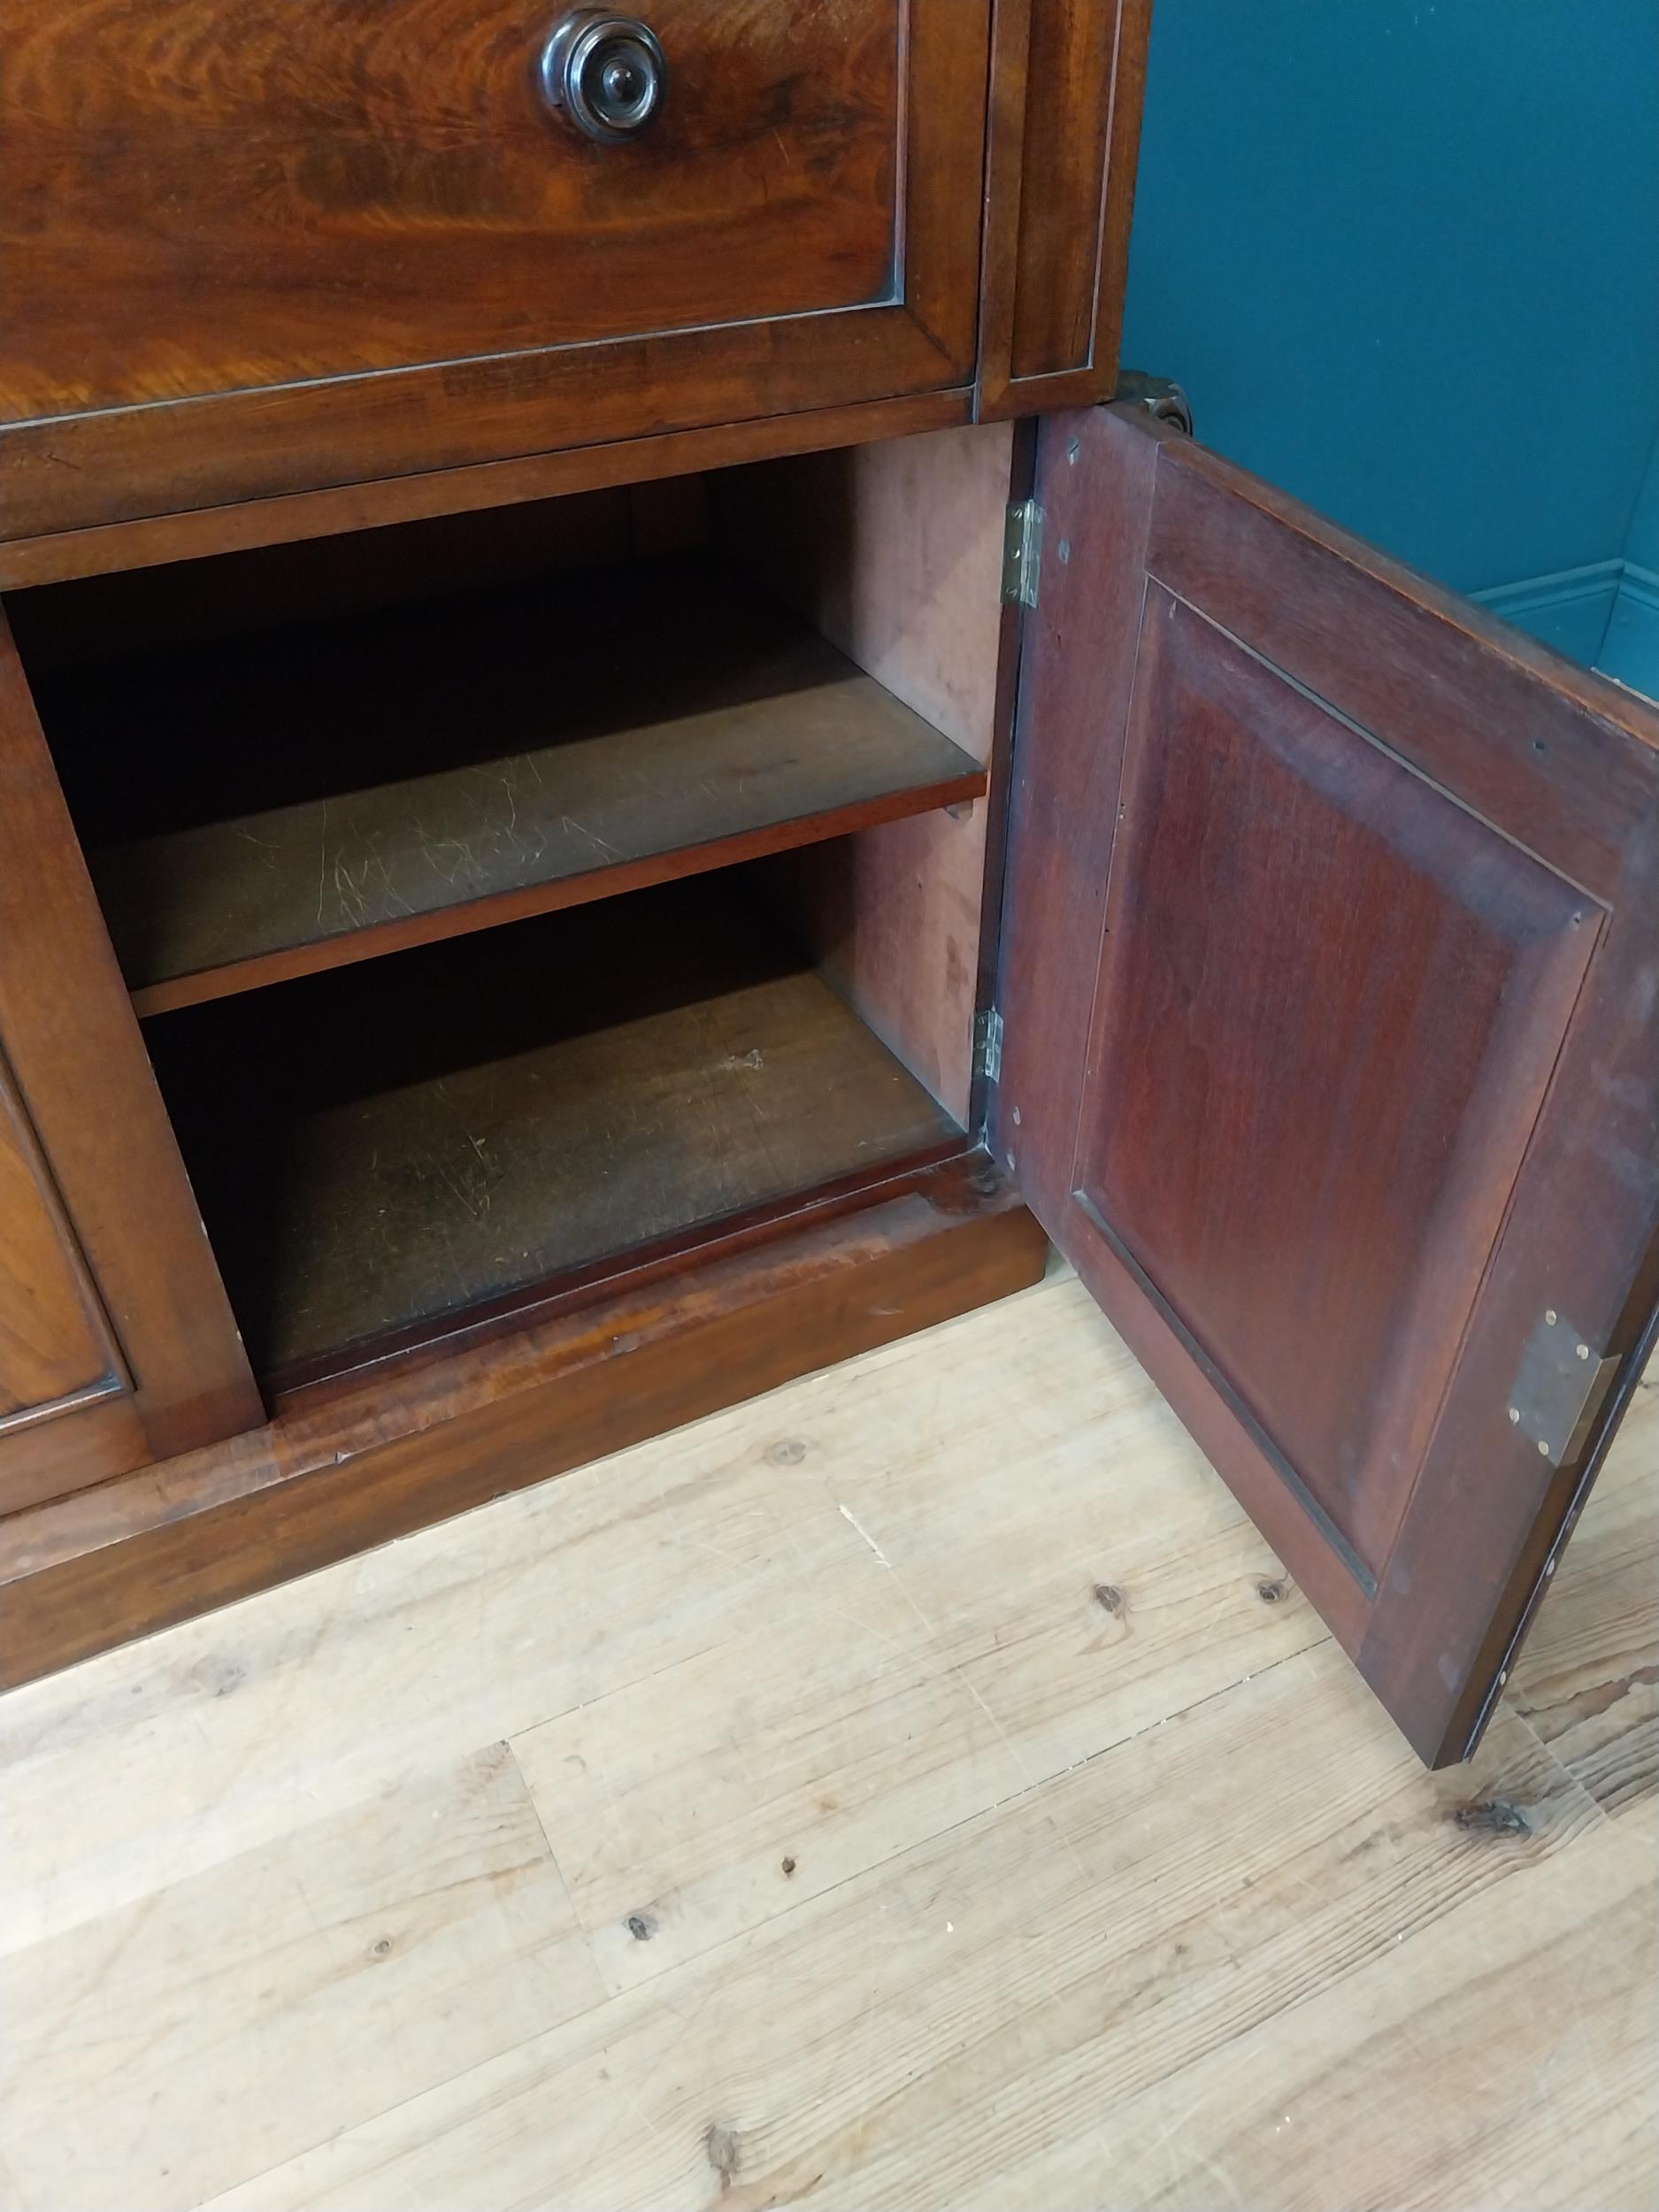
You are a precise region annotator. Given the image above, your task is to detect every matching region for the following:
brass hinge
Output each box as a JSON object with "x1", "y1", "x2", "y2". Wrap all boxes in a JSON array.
[
  {"x1": 1002, "y1": 501, "x2": 1043, "y2": 610},
  {"x1": 1506, "y1": 1310, "x2": 1619, "y2": 1467},
  {"x1": 975, "y1": 1008, "x2": 1004, "y2": 1083}
]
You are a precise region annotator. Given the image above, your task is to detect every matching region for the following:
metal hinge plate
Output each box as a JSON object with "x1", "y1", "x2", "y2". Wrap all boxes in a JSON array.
[
  {"x1": 975, "y1": 1008, "x2": 1004, "y2": 1083},
  {"x1": 1507, "y1": 1310, "x2": 1619, "y2": 1466},
  {"x1": 1002, "y1": 501, "x2": 1043, "y2": 609}
]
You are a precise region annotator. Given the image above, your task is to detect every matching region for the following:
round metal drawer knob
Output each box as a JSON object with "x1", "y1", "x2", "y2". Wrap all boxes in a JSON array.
[{"x1": 539, "y1": 11, "x2": 668, "y2": 142}]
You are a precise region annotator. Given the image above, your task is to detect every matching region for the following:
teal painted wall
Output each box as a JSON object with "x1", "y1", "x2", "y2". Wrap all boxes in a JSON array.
[
  {"x1": 1601, "y1": 424, "x2": 1659, "y2": 697},
  {"x1": 1623, "y1": 421, "x2": 1659, "y2": 572},
  {"x1": 1119, "y1": 0, "x2": 1659, "y2": 597}
]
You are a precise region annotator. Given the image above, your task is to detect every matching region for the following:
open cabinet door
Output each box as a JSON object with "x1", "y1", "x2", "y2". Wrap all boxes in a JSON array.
[{"x1": 996, "y1": 402, "x2": 1659, "y2": 1769}]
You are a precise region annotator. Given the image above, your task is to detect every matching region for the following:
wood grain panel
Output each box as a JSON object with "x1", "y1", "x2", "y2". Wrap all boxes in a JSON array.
[
  {"x1": 0, "y1": 1054, "x2": 123, "y2": 1432},
  {"x1": 1145, "y1": 445, "x2": 1657, "y2": 905},
  {"x1": 0, "y1": 388, "x2": 976, "y2": 592},
  {"x1": 1076, "y1": 587, "x2": 1596, "y2": 1583},
  {"x1": 1010, "y1": 0, "x2": 1128, "y2": 378},
  {"x1": 976, "y1": 0, "x2": 1149, "y2": 415},
  {"x1": 0, "y1": 2, "x2": 991, "y2": 541}
]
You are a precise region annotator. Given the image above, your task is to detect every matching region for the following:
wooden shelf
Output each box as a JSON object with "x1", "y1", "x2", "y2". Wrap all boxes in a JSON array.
[
  {"x1": 38, "y1": 554, "x2": 987, "y2": 1017},
  {"x1": 145, "y1": 878, "x2": 966, "y2": 1382}
]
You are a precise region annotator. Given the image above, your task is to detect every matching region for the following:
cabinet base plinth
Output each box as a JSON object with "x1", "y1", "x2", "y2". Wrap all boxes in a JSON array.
[{"x1": 0, "y1": 1154, "x2": 1044, "y2": 1691}]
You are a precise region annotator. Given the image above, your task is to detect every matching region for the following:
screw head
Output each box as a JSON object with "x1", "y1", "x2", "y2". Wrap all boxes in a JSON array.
[
  {"x1": 1508, "y1": 1407, "x2": 1521, "y2": 1425},
  {"x1": 1538, "y1": 1440, "x2": 1550, "y2": 1456},
  {"x1": 1545, "y1": 1309, "x2": 1558, "y2": 1326},
  {"x1": 1576, "y1": 1343, "x2": 1590, "y2": 1361}
]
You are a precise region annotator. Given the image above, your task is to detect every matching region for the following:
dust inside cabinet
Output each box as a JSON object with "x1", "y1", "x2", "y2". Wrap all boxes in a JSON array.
[{"x1": 9, "y1": 437, "x2": 1016, "y2": 1392}]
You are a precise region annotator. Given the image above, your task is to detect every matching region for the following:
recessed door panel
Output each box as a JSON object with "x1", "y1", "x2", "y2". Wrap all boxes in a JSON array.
[
  {"x1": 0, "y1": 1054, "x2": 125, "y2": 1436},
  {"x1": 1077, "y1": 587, "x2": 1595, "y2": 1583}
]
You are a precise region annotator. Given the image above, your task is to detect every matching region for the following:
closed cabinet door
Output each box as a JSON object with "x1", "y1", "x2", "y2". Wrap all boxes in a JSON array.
[
  {"x1": 0, "y1": 1054, "x2": 131, "y2": 1473},
  {"x1": 0, "y1": 611, "x2": 261, "y2": 1513},
  {"x1": 999, "y1": 402, "x2": 1659, "y2": 1769},
  {"x1": 0, "y1": 0, "x2": 992, "y2": 542}
]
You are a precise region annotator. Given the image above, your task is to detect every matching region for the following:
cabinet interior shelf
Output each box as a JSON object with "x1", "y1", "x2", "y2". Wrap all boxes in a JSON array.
[
  {"x1": 144, "y1": 877, "x2": 966, "y2": 1385},
  {"x1": 38, "y1": 553, "x2": 987, "y2": 1017}
]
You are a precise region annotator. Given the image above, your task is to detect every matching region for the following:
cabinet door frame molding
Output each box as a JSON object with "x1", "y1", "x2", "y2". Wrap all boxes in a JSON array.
[{"x1": 995, "y1": 401, "x2": 1659, "y2": 1768}]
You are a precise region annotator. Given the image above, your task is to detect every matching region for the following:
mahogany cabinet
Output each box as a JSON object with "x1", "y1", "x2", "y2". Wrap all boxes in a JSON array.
[{"x1": 1, "y1": 0, "x2": 1654, "y2": 1772}]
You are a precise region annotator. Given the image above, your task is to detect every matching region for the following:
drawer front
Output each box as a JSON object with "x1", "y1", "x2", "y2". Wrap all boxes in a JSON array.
[{"x1": 0, "y1": 0, "x2": 992, "y2": 539}]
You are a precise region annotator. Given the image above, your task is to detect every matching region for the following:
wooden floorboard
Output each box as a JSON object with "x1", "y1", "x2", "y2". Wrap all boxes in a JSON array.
[
  {"x1": 1506, "y1": 1360, "x2": 1658, "y2": 1821},
  {"x1": 1, "y1": 1277, "x2": 1653, "y2": 2212}
]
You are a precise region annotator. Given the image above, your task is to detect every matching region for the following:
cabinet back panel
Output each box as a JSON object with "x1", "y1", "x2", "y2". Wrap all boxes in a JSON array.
[{"x1": 4, "y1": 482, "x2": 699, "y2": 668}]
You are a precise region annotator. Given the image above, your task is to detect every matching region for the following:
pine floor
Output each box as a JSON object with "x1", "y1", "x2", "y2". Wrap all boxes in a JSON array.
[{"x1": 2, "y1": 1274, "x2": 1655, "y2": 2212}]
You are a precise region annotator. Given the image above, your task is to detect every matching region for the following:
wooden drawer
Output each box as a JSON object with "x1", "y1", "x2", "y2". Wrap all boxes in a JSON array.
[{"x1": 0, "y1": 0, "x2": 990, "y2": 541}]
